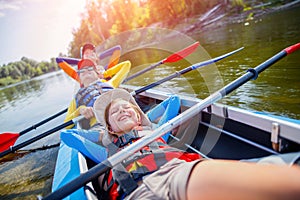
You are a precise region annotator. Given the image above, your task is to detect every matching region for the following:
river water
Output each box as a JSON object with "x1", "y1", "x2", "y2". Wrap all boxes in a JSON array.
[
  {"x1": 0, "y1": 72, "x2": 76, "y2": 199},
  {"x1": 0, "y1": 5, "x2": 300, "y2": 199}
]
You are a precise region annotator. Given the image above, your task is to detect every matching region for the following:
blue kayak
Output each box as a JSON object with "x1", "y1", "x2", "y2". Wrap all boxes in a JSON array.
[{"x1": 52, "y1": 85, "x2": 300, "y2": 199}]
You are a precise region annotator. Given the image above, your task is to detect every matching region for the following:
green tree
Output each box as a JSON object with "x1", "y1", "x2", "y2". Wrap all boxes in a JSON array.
[
  {"x1": 21, "y1": 57, "x2": 38, "y2": 68},
  {"x1": 10, "y1": 65, "x2": 22, "y2": 79},
  {"x1": 38, "y1": 62, "x2": 49, "y2": 73},
  {"x1": 0, "y1": 66, "x2": 9, "y2": 78},
  {"x1": 0, "y1": 56, "x2": 60, "y2": 86},
  {"x1": 24, "y1": 63, "x2": 32, "y2": 77},
  {"x1": 68, "y1": 0, "x2": 223, "y2": 57},
  {"x1": 33, "y1": 67, "x2": 43, "y2": 77}
]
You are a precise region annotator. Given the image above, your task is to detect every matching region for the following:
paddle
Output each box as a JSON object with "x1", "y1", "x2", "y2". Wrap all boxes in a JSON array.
[
  {"x1": 0, "y1": 108, "x2": 68, "y2": 153},
  {"x1": 0, "y1": 47, "x2": 242, "y2": 158},
  {"x1": 131, "y1": 46, "x2": 244, "y2": 95},
  {"x1": 0, "y1": 116, "x2": 84, "y2": 158},
  {"x1": 122, "y1": 41, "x2": 200, "y2": 83},
  {"x1": 43, "y1": 43, "x2": 300, "y2": 200}
]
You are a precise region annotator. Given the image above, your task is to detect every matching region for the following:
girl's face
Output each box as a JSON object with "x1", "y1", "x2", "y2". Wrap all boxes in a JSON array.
[{"x1": 108, "y1": 99, "x2": 140, "y2": 134}]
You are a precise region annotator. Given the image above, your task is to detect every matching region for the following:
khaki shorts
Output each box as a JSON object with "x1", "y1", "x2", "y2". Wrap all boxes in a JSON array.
[{"x1": 125, "y1": 158, "x2": 201, "y2": 200}]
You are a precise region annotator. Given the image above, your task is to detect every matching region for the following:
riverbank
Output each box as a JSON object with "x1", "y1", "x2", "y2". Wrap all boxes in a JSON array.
[
  {"x1": 227, "y1": 0, "x2": 300, "y2": 24},
  {"x1": 172, "y1": 0, "x2": 300, "y2": 35}
]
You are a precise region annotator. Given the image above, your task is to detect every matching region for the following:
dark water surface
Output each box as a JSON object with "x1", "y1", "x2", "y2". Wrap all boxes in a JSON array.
[
  {"x1": 0, "y1": 5, "x2": 299, "y2": 199},
  {"x1": 194, "y1": 5, "x2": 300, "y2": 119}
]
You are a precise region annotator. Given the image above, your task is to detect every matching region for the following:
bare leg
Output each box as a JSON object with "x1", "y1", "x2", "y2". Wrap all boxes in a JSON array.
[{"x1": 187, "y1": 160, "x2": 300, "y2": 200}]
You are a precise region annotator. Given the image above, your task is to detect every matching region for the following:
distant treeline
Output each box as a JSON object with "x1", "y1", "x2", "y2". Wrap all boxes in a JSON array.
[
  {"x1": 0, "y1": 57, "x2": 59, "y2": 86},
  {"x1": 68, "y1": 0, "x2": 290, "y2": 58},
  {"x1": 69, "y1": 0, "x2": 225, "y2": 58}
]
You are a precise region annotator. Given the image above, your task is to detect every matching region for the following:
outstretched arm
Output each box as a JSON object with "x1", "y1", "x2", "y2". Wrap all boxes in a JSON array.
[
  {"x1": 187, "y1": 159, "x2": 300, "y2": 200},
  {"x1": 61, "y1": 130, "x2": 107, "y2": 163},
  {"x1": 64, "y1": 99, "x2": 80, "y2": 129},
  {"x1": 56, "y1": 58, "x2": 80, "y2": 82},
  {"x1": 103, "y1": 45, "x2": 121, "y2": 70},
  {"x1": 147, "y1": 95, "x2": 180, "y2": 142},
  {"x1": 106, "y1": 60, "x2": 131, "y2": 88}
]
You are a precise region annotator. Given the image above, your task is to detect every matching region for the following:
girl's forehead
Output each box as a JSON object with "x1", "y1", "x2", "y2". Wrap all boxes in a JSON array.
[{"x1": 111, "y1": 99, "x2": 129, "y2": 107}]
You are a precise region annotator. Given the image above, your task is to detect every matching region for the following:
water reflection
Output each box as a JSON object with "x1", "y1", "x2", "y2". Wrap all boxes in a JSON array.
[
  {"x1": 194, "y1": 5, "x2": 300, "y2": 119},
  {"x1": 0, "y1": 80, "x2": 44, "y2": 111}
]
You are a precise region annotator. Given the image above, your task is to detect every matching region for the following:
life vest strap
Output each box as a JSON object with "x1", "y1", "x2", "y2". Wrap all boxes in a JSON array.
[
  {"x1": 105, "y1": 132, "x2": 186, "y2": 199},
  {"x1": 111, "y1": 131, "x2": 140, "y2": 152},
  {"x1": 76, "y1": 81, "x2": 113, "y2": 107}
]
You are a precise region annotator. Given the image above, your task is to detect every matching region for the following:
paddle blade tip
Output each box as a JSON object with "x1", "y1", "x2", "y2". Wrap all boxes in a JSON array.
[
  {"x1": 285, "y1": 43, "x2": 300, "y2": 54},
  {"x1": 0, "y1": 133, "x2": 19, "y2": 152},
  {"x1": 164, "y1": 41, "x2": 200, "y2": 63}
]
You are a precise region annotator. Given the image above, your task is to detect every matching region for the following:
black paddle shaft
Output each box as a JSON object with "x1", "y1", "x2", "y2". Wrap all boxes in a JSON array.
[
  {"x1": 0, "y1": 119, "x2": 74, "y2": 158},
  {"x1": 133, "y1": 47, "x2": 244, "y2": 95},
  {"x1": 222, "y1": 50, "x2": 287, "y2": 96},
  {"x1": 19, "y1": 108, "x2": 68, "y2": 136}
]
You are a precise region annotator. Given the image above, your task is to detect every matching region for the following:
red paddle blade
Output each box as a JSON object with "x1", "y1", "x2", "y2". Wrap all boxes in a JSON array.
[
  {"x1": 163, "y1": 41, "x2": 200, "y2": 63},
  {"x1": 0, "y1": 133, "x2": 19, "y2": 152},
  {"x1": 285, "y1": 43, "x2": 300, "y2": 54}
]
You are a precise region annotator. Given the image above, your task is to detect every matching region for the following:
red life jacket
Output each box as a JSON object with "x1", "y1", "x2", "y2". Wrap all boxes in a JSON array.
[{"x1": 100, "y1": 131, "x2": 201, "y2": 200}]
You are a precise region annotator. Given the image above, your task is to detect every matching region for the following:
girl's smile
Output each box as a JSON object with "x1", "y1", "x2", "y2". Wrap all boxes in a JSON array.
[{"x1": 108, "y1": 99, "x2": 140, "y2": 134}]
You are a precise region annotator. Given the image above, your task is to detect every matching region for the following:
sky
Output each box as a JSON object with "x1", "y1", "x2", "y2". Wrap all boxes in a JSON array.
[{"x1": 0, "y1": 0, "x2": 87, "y2": 65}]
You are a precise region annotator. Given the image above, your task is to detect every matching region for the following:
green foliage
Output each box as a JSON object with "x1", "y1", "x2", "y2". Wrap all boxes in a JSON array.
[
  {"x1": 0, "y1": 57, "x2": 59, "y2": 87},
  {"x1": 0, "y1": 76, "x2": 20, "y2": 86},
  {"x1": 69, "y1": 0, "x2": 221, "y2": 57},
  {"x1": 69, "y1": 0, "x2": 289, "y2": 57}
]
